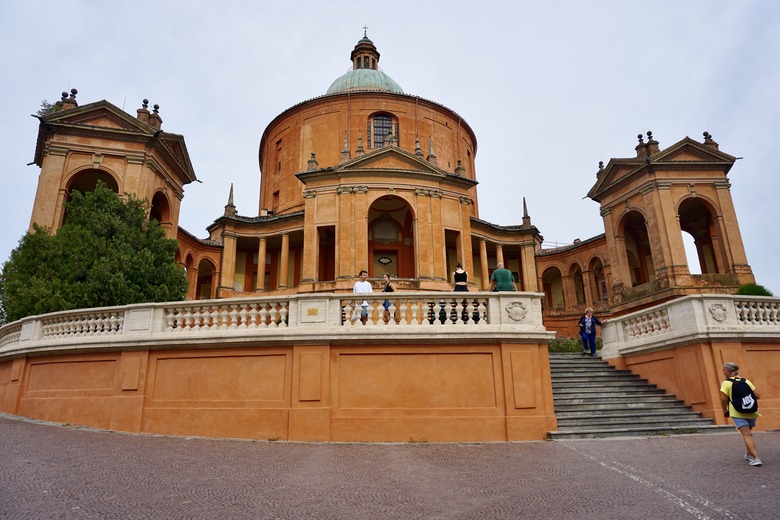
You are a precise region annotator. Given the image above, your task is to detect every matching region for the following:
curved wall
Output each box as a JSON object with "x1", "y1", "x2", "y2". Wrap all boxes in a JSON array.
[{"x1": 258, "y1": 92, "x2": 479, "y2": 217}]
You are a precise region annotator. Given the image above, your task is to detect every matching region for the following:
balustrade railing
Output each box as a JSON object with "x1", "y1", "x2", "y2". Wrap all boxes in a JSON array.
[
  {"x1": 165, "y1": 301, "x2": 290, "y2": 331},
  {"x1": 340, "y1": 295, "x2": 489, "y2": 327},
  {"x1": 602, "y1": 294, "x2": 780, "y2": 359},
  {"x1": 39, "y1": 312, "x2": 124, "y2": 339},
  {"x1": 0, "y1": 292, "x2": 545, "y2": 358},
  {"x1": 735, "y1": 299, "x2": 780, "y2": 325}
]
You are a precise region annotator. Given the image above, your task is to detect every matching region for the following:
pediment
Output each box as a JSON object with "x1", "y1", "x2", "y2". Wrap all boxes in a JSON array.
[
  {"x1": 652, "y1": 137, "x2": 735, "y2": 163},
  {"x1": 337, "y1": 146, "x2": 446, "y2": 176},
  {"x1": 44, "y1": 100, "x2": 155, "y2": 135},
  {"x1": 588, "y1": 136, "x2": 736, "y2": 202}
]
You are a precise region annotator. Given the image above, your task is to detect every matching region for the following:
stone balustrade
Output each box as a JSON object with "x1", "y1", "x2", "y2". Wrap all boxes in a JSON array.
[
  {"x1": 0, "y1": 292, "x2": 549, "y2": 359},
  {"x1": 602, "y1": 294, "x2": 780, "y2": 358}
]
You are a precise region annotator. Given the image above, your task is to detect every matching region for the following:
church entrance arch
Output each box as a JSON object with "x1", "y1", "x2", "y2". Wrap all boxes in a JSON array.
[{"x1": 368, "y1": 196, "x2": 415, "y2": 279}]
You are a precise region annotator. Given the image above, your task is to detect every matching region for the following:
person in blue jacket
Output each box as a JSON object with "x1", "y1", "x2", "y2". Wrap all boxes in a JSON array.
[{"x1": 578, "y1": 307, "x2": 605, "y2": 357}]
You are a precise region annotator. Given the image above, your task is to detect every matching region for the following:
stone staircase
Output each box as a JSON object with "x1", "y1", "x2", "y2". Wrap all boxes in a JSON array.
[{"x1": 547, "y1": 352, "x2": 733, "y2": 440}]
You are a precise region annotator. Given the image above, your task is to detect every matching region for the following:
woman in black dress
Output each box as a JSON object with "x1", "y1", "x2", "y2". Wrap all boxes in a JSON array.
[
  {"x1": 381, "y1": 273, "x2": 396, "y2": 322},
  {"x1": 453, "y1": 262, "x2": 468, "y2": 292}
]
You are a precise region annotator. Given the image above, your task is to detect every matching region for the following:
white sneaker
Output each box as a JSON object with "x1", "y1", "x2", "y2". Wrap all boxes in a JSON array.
[
  {"x1": 744, "y1": 454, "x2": 754, "y2": 462},
  {"x1": 749, "y1": 458, "x2": 763, "y2": 466}
]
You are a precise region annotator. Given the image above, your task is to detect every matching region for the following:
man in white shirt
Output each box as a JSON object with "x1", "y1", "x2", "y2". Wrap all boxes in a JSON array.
[{"x1": 352, "y1": 270, "x2": 373, "y2": 324}]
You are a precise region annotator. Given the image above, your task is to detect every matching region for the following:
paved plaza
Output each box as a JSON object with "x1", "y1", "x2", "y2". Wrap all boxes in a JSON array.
[{"x1": 0, "y1": 412, "x2": 777, "y2": 519}]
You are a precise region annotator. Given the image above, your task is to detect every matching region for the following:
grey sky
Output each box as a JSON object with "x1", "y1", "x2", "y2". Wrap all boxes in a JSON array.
[{"x1": 2, "y1": 1, "x2": 778, "y2": 294}]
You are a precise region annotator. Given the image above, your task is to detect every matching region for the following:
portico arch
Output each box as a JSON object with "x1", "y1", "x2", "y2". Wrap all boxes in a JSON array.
[{"x1": 368, "y1": 195, "x2": 415, "y2": 278}]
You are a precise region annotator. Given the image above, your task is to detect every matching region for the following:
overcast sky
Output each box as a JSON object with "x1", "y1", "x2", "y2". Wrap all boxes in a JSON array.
[{"x1": 2, "y1": 1, "x2": 778, "y2": 294}]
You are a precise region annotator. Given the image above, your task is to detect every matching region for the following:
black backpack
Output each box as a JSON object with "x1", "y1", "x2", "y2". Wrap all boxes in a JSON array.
[{"x1": 728, "y1": 377, "x2": 758, "y2": 414}]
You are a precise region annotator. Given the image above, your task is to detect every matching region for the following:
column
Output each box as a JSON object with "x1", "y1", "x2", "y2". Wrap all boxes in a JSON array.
[
  {"x1": 520, "y1": 242, "x2": 538, "y2": 292},
  {"x1": 279, "y1": 233, "x2": 290, "y2": 289},
  {"x1": 496, "y1": 244, "x2": 504, "y2": 266},
  {"x1": 255, "y1": 237, "x2": 267, "y2": 291},
  {"x1": 219, "y1": 230, "x2": 237, "y2": 294},
  {"x1": 479, "y1": 239, "x2": 489, "y2": 290},
  {"x1": 581, "y1": 270, "x2": 594, "y2": 307},
  {"x1": 186, "y1": 266, "x2": 199, "y2": 300},
  {"x1": 430, "y1": 193, "x2": 446, "y2": 281},
  {"x1": 337, "y1": 188, "x2": 353, "y2": 279},
  {"x1": 29, "y1": 145, "x2": 68, "y2": 231},
  {"x1": 300, "y1": 191, "x2": 318, "y2": 283}
]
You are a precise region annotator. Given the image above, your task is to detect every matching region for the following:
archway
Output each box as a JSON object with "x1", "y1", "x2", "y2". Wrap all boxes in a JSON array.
[
  {"x1": 542, "y1": 267, "x2": 565, "y2": 309},
  {"x1": 196, "y1": 259, "x2": 216, "y2": 300},
  {"x1": 151, "y1": 191, "x2": 172, "y2": 225},
  {"x1": 678, "y1": 197, "x2": 720, "y2": 274},
  {"x1": 621, "y1": 211, "x2": 654, "y2": 286},
  {"x1": 368, "y1": 196, "x2": 415, "y2": 278},
  {"x1": 62, "y1": 169, "x2": 119, "y2": 225},
  {"x1": 589, "y1": 257, "x2": 608, "y2": 303},
  {"x1": 569, "y1": 263, "x2": 586, "y2": 306}
]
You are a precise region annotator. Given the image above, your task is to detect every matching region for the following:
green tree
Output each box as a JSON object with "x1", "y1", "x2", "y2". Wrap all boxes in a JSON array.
[
  {"x1": 0, "y1": 183, "x2": 186, "y2": 324},
  {"x1": 36, "y1": 99, "x2": 61, "y2": 116}
]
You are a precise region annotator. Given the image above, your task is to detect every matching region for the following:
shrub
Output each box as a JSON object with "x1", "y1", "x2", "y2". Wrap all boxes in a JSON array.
[
  {"x1": 548, "y1": 336, "x2": 603, "y2": 352},
  {"x1": 735, "y1": 283, "x2": 774, "y2": 297}
]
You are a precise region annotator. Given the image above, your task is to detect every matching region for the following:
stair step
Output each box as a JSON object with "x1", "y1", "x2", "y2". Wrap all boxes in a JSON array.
[
  {"x1": 547, "y1": 424, "x2": 734, "y2": 440},
  {"x1": 552, "y1": 380, "x2": 657, "y2": 389},
  {"x1": 555, "y1": 409, "x2": 701, "y2": 419},
  {"x1": 553, "y1": 393, "x2": 668, "y2": 401},
  {"x1": 548, "y1": 353, "x2": 724, "y2": 439},
  {"x1": 556, "y1": 416, "x2": 710, "y2": 427}
]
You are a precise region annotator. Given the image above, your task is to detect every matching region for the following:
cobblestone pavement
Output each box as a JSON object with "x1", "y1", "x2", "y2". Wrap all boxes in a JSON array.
[{"x1": 0, "y1": 413, "x2": 778, "y2": 520}]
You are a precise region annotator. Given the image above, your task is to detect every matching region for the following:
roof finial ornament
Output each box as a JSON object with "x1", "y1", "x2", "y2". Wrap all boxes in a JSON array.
[
  {"x1": 224, "y1": 183, "x2": 237, "y2": 216},
  {"x1": 308, "y1": 152, "x2": 319, "y2": 171},
  {"x1": 702, "y1": 130, "x2": 719, "y2": 150},
  {"x1": 355, "y1": 131, "x2": 365, "y2": 156},
  {"x1": 415, "y1": 136, "x2": 423, "y2": 156},
  {"x1": 522, "y1": 197, "x2": 532, "y2": 227},
  {"x1": 645, "y1": 130, "x2": 660, "y2": 155},
  {"x1": 455, "y1": 159, "x2": 465, "y2": 176},
  {"x1": 637, "y1": 133, "x2": 644, "y2": 144},
  {"x1": 60, "y1": 88, "x2": 79, "y2": 110},
  {"x1": 363, "y1": 26, "x2": 368, "y2": 38},
  {"x1": 426, "y1": 137, "x2": 438, "y2": 166}
]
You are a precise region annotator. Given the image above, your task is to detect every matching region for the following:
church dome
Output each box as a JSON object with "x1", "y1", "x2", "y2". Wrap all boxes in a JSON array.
[
  {"x1": 326, "y1": 68, "x2": 404, "y2": 94},
  {"x1": 325, "y1": 32, "x2": 404, "y2": 95}
]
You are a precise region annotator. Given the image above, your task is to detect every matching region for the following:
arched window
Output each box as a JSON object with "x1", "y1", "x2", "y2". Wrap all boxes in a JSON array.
[{"x1": 367, "y1": 113, "x2": 398, "y2": 149}]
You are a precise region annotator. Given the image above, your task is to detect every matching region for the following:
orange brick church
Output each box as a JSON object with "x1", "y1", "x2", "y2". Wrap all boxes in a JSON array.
[{"x1": 29, "y1": 33, "x2": 755, "y2": 335}]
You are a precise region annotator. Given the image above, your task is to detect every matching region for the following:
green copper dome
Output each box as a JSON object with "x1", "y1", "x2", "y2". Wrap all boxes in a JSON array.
[
  {"x1": 326, "y1": 32, "x2": 403, "y2": 95},
  {"x1": 326, "y1": 68, "x2": 404, "y2": 94}
]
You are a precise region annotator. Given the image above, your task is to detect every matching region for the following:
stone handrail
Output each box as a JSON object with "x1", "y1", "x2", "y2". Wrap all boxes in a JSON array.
[
  {"x1": 0, "y1": 291, "x2": 549, "y2": 360},
  {"x1": 601, "y1": 294, "x2": 780, "y2": 358}
]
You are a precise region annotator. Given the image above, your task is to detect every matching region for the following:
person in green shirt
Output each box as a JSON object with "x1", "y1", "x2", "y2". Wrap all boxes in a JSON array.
[{"x1": 488, "y1": 263, "x2": 516, "y2": 291}]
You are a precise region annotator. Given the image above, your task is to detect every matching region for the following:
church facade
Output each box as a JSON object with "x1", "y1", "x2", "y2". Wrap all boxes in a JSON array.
[{"x1": 29, "y1": 34, "x2": 755, "y2": 336}]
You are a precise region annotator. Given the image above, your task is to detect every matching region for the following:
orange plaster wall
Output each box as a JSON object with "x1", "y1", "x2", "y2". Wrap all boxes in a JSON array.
[
  {"x1": 0, "y1": 340, "x2": 555, "y2": 442},
  {"x1": 615, "y1": 340, "x2": 780, "y2": 431}
]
